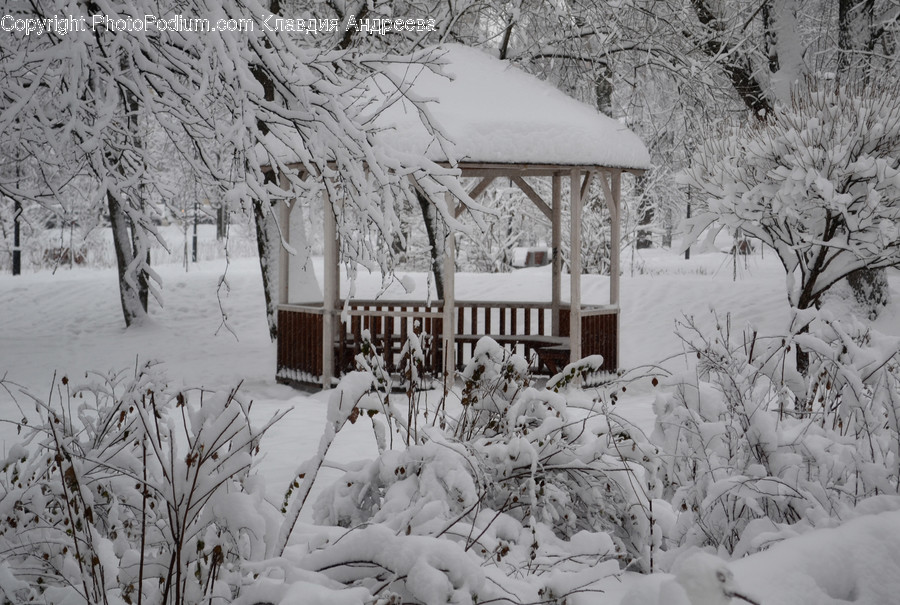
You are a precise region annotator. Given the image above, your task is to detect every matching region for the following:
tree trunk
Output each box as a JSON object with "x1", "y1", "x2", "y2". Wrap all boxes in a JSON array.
[
  {"x1": 250, "y1": 0, "x2": 285, "y2": 342},
  {"x1": 635, "y1": 175, "x2": 653, "y2": 249},
  {"x1": 689, "y1": 0, "x2": 774, "y2": 116},
  {"x1": 417, "y1": 190, "x2": 445, "y2": 300},
  {"x1": 107, "y1": 190, "x2": 146, "y2": 327},
  {"x1": 130, "y1": 221, "x2": 150, "y2": 313},
  {"x1": 836, "y1": 0, "x2": 888, "y2": 318},
  {"x1": 594, "y1": 67, "x2": 614, "y2": 116},
  {"x1": 253, "y1": 190, "x2": 280, "y2": 341},
  {"x1": 838, "y1": 0, "x2": 876, "y2": 75},
  {"x1": 846, "y1": 267, "x2": 891, "y2": 320}
]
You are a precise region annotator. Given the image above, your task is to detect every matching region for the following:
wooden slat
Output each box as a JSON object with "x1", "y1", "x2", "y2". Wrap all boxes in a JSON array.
[
  {"x1": 386, "y1": 312, "x2": 395, "y2": 371},
  {"x1": 467, "y1": 176, "x2": 497, "y2": 200},
  {"x1": 512, "y1": 176, "x2": 552, "y2": 220},
  {"x1": 580, "y1": 171, "x2": 594, "y2": 201}
]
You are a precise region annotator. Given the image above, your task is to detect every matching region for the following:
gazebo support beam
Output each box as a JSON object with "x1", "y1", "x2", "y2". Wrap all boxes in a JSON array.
[
  {"x1": 443, "y1": 192, "x2": 457, "y2": 380},
  {"x1": 602, "y1": 170, "x2": 622, "y2": 307},
  {"x1": 322, "y1": 187, "x2": 338, "y2": 389},
  {"x1": 455, "y1": 176, "x2": 496, "y2": 218},
  {"x1": 569, "y1": 169, "x2": 582, "y2": 362},
  {"x1": 551, "y1": 174, "x2": 562, "y2": 335},
  {"x1": 468, "y1": 176, "x2": 496, "y2": 201},
  {"x1": 609, "y1": 170, "x2": 622, "y2": 367},
  {"x1": 277, "y1": 173, "x2": 291, "y2": 306},
  {"x1": 512, "y1": 176, "x2": 552, "y2": 220},
  {"x1": 580, "y1": 172, "x2": 594, "y2": 201}
]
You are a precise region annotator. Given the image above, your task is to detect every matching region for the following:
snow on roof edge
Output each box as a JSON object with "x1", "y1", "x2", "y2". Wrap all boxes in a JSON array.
[{"x1": 262, "y1": 44, "x2": 652, "y2": 172}]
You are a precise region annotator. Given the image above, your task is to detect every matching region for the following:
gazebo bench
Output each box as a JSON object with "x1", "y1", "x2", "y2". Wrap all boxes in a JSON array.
[
  {"x1": 452, "y1": 334, "x2": 570, "y2": 374},
  {"x1": 334, "y1": 330, "x2": 570, "y2": 375}
]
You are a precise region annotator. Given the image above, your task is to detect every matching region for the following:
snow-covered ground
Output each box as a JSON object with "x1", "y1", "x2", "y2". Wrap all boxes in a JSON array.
[{"x1": 2, "y1": 239, "x2": 900, "y2": 603}]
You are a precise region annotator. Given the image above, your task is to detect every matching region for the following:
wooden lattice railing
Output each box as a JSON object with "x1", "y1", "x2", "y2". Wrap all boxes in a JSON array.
[
  {"x1": 276, "y1": 301, "x2": 618, "y2": 387},
  {"x1": 453, "y1": 301, "x2": 558, "y2": 368},
  {"x1": 336, "y1": 301, "x2": 444, "y2": 377},
  {"x1": 277, "y1": 305, "x2": 324, "y2": 385}
]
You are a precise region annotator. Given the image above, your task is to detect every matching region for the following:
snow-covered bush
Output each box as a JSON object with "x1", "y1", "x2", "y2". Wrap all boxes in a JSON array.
[
  {"x1": 452, "y1": 337, "x2": 532, "y2": 440},
  {"x1": 307, "y1": 337, "x2": 663, "y2": 603},
  {"x1": 682, "y1": 79, "x2": 900, "y2": 315},
  {"x1": 0, "y1": 364, "x2": 282, "y2": 604},
  {"x1": 546, "y1": 356, "x2": 608, "y2": 392},
  {"x1": 653, "y1": 309, "x2": 900, "y2": 555},
  {"x1": 351, "y1": 328, "x2": 429, "y2": 450}
]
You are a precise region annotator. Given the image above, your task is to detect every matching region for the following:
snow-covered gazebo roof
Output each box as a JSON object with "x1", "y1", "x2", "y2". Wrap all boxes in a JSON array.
[{"x1": 367, "y1": 44, "x2": 651, "y2": 170}]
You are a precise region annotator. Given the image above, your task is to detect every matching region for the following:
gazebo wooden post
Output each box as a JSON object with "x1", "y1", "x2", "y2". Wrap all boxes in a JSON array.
[
  {"x1": 551, "y1": 174, "x2": 562, "y2": 336},
  {"x1": 609, "y1": 170, "x2": 621, "y2": 307},
  {"x1": 322, "y1": 186, "x2": 338, "y2": 388},
  {"x1": 277, "y1": 172, "x2": 291, "y2": 306},
  {"x1": 610, "y1": 170, "x2": 622, "y2": 364},
  {"x1": 443, "y1": 192, "x2": 457, "y2": 380},
  {"x1": 569, "y1": 169, "x2": 582, "y2": 362}
]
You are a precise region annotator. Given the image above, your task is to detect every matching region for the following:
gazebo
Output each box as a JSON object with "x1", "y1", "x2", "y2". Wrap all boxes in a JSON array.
[{"x1": 273, "y1": 44, "x2": 651, "y2": 389}]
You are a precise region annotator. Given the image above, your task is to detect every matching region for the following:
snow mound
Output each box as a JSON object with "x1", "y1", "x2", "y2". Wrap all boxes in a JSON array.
[{"x1": 731, "y1": 508, "x2": 900, "y2": 605}]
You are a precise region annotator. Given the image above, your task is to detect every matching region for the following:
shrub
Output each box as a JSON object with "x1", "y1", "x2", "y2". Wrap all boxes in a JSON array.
[
  {"x1": 0, "y1": 363, "x2": 283, "y2": 604},
  {"x1": 310, "y1": 336, "x2": 664, "y2": 603},
  {"x1": 653, "y1": 309, "x2": 900, "y2": 555}
]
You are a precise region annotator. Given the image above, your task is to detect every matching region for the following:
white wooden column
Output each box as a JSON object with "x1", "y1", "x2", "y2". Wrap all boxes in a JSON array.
[
  {"x1": 322, "y1": 186, "x2": 338, "y2": 389},
  {"x1": 277, "y1": 173, "x2": 291, "y2": 306},
  {"x1": 443, "y1": 192, "x2": 456, "y2": 381},
  {"x1": 551, "y1": 174, "x2": 562, "y2": 336},
  {"x1": 610, "y1": 170, "x2": 622, "y2": 367},
  {"x1": 569, "y1": 169, "x2": 582, "y2": 362},
  {"x1": 609, "y1": 171, "x2": 621, "y2": 307}
]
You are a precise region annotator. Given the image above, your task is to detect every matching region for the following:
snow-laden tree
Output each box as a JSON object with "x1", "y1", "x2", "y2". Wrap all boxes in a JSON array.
[
  {"x1": 0, "y1": 0, "x2": 469, "y2": 330},
  {"x1": 682, "y1": 79, "x2": 900, "y2": 319}
]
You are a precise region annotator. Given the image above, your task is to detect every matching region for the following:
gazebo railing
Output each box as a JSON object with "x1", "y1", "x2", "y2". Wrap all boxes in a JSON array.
[
  {"x1": 276, "y1": 300, "x2": 618, "y2": 387},
  {"x1": 453, "y1": 301, "x2": 558, "y2": 367},
  {"x1": 277, "y1": 304, "x2": 325, "y2": 385},
  {"x1": 336, "y1": 300, "x2": 444, "y2": 377},
  {"x1": 561, "y1": 306, "x2": 619, "y2": 371}
]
